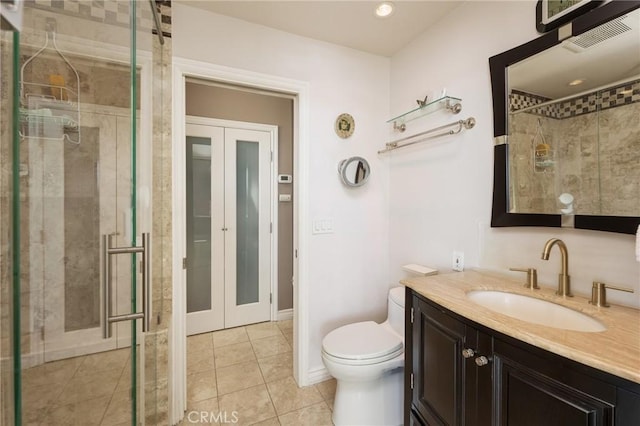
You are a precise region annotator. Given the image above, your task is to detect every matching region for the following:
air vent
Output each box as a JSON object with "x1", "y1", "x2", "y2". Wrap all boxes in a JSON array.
[{"x1": 563, "y1": 15, "x2": 632, "y2": 52}]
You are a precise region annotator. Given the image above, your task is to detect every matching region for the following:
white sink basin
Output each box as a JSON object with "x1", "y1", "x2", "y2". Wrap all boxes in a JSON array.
[{"x1": 466, "y1": 290, "x2": 607, "y2": 332}]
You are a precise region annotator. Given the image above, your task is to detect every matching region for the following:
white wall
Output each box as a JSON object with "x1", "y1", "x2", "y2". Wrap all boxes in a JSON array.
[
  {"x1": 388, "y1": 0, "x2": 640, "y2": 308},
  {"x1": 173, "y1": 4, "x2": 391, "y2": 377},
  {"x1": 173, "y1": 1, "x2": 639, "y2": 386}
]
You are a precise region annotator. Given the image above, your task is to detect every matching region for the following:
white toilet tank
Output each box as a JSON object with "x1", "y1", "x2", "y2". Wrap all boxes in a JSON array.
[{"x1": 387, "y1": 287, "x2": 405, "y2": 338}]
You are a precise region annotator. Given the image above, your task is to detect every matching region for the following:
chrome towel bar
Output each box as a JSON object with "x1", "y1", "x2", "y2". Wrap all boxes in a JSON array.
[{"x1": 378, "y1": 117, "x2": 476, "y2": 154}]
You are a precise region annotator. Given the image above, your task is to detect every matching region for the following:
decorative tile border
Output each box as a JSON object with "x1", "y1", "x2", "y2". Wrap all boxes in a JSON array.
[
  {"x1": 509, "y1": 90, "x2": 555, "y2": 118},
  {"x1": 510, "y1": 79, "x2": 640, "y2": 119},
  {"x1": 155, "y1": 0, "x2": 172, "y2": 39},
  {"x1": 25, "y1": 0, "x2": 171, "y2": 36}
]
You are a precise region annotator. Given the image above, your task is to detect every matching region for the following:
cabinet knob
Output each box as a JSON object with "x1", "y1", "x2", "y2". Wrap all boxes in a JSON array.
[
  {"x1": 475, "y1": 356, "x2": 490, "y2": 367},
  {"x1": 461, "y1": 348, "x2": 476, "y2": 359}
]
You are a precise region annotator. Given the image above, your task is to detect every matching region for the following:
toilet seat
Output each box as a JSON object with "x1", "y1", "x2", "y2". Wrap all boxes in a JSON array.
[{"x1": 322, "y1": 321, "x2": 403, "y2": 366}]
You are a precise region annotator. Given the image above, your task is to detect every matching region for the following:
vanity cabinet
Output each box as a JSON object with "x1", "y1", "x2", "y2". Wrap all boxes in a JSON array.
[
  {"x1": 493, "y1": 337, "x2": 615, "y2": 425},
  {"x1": 405, "y1": 290, "x2": 492, "y2": 425},
  {"x1": 405, "y1": 288, "x2": 640, "y2": 426}
]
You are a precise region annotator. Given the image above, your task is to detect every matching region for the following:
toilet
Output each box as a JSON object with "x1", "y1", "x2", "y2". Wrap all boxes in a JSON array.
[{"x1": 321, "y1": 287, "x2": 405, "y2": 426}]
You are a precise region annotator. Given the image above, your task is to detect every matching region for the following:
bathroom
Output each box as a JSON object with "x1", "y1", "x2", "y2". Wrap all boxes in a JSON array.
[{"x1": 1, "y1": 0, "x2": 639, "y2": 425}]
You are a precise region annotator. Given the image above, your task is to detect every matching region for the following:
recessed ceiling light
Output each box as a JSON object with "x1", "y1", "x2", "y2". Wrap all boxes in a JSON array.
[
  {"x1": 568, "y1": 79, "x2": 585, "y2": 86},
  {"x1": 375, "y1": 2, "x2": 395, "y2": 18}
]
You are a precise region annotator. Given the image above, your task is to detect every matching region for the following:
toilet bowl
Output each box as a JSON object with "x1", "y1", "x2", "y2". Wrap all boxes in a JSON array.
[{"x1": 322, "y1": 287, "x2": 405, "y2": 426}]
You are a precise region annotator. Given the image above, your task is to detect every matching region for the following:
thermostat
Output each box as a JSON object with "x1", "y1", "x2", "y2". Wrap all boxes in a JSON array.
[{"x1": 277, "y1": 174, "x2": 293, "y2": 184}]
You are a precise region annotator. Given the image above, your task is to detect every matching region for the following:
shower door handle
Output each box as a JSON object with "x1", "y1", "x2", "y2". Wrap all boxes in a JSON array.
[{"x1": 101, "y1": 233, "x2": 151, "y2": 339}]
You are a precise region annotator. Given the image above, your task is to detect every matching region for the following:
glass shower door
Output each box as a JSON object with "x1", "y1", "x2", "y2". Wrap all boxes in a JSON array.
[
  {"x1": 1, "y1": 3, "x2": 21, "y2": 423},
  {"x1": 14, "y1": 1, "x2": 161, "y2": 424}
]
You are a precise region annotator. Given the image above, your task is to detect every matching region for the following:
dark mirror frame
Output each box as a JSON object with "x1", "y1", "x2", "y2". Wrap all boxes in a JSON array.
[{"x1": 489, "y1": 0, "x2": 640, "y2": 235}]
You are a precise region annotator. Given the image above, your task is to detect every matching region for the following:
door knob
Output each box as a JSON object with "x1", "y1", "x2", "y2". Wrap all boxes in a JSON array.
[
  {"x1": 475, "y1": 356, "x2": 490, "y2": 367},
  {"x1": 461, "y1": 348, "x2": 476, "y2": 359}
]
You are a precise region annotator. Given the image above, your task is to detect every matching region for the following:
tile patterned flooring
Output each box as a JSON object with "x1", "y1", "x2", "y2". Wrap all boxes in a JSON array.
[
  {"x1": 18, "y1": 319, "x2": 336, "y2": 425},
  {"x1": 182, "y1": 320, "x2": 337, "y2": 425},
  {"x1": 21, "y1": 347, "x2": 134, "y2": 426}
]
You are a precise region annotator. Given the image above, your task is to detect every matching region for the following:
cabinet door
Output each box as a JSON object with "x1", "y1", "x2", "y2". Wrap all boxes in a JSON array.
[
  {"x1": 411, "y1": 296, "x2": 467, "y2": 425},
  {"x1": 409, "y1": 408, "x2": 427, "y2": 426},
  {"x1": 493, "y1": 338, "x2": 615, "y2": 426},
  {"x1": 465, "y1": 327, "x2": 493, "y2": 426},
  {"x1": 616, "y1": 388, "x2": 640, "y2": 425}
]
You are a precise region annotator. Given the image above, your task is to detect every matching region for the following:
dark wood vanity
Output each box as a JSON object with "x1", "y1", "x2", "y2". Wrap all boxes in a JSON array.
[{"x1": 404, "y1": 286, "x2": 640, "y2": 425}]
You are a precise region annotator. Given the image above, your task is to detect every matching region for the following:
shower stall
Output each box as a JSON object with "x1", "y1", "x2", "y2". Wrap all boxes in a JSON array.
[{"x1": 1, "y1": 1, "x2": 169, "y2": 424}]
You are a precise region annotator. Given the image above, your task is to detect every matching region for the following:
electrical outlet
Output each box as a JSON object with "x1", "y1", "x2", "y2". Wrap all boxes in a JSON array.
[{"x1": 452, "y1": 251, "x2": 464, "y2": 271}]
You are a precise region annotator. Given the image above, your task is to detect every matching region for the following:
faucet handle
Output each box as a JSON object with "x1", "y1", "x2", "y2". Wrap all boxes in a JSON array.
[
  {"x1": 509, "y1": 267, "x2": 539, "y2": 289},
  {"x1": 589, "y1": 281, "x2": 634, "y2": 307}
]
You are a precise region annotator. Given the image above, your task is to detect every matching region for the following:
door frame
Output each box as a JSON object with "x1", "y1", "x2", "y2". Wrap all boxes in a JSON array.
[
  {"x1": 183, "y1": 117, "x2": 278, "y2": 334},
  {"x1": 171, "y1": 58, "x2": 310, "y2": 424}
]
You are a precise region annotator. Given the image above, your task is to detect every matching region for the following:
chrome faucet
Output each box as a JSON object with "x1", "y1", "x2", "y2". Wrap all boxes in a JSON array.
[{"x1": 541, "y1": 238, "x2": 572, "y2": 297}]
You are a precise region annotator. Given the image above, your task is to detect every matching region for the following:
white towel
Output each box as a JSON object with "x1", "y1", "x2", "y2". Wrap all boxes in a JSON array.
[
  {"x1": 402, "y1": 264, "x2": 438, "y2": 276},
  {"x1": 636, "y1": 225, "x2": 640, "y2": 262}
]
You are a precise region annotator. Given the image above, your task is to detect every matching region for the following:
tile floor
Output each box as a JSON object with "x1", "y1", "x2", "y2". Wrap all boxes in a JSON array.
[
  {"x1": 18, "y1": 319, "x2": 336, "y2": 425},
  {"x1": 21, "y1": 347, "x2": 134, "y2": 426},
  {"x1": 182, "y1": 320, "x2": 337, "y2": 426}
]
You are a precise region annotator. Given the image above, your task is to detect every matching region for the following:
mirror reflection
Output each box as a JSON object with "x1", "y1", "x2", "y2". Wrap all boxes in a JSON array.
[
  {"x1": 338, "y1": 156, "x2": 370, "y2": 187},
  {"x1": 507, "y1": 8, "x2": 640, "y2": 217}
]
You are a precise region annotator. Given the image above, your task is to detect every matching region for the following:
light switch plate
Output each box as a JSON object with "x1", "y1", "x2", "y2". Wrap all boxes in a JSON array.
[{"x1": 312, "y1": 218, "x2": 334, "y2": 234}]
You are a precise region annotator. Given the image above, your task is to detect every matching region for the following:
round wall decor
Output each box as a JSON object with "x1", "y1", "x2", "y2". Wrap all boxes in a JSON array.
[{"x1": 335, "y1": 113, "x2": 355, "y2": 138}]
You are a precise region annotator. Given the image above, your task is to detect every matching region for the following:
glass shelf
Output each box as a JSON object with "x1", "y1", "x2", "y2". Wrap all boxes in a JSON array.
[{"x1": 387, "y1": 96, "x2": 462, "y2": 126}]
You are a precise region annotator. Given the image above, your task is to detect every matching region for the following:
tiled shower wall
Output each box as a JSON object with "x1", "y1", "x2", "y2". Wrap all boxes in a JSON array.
[
  {"x1": 148, "y1": 1, "x2": 172, "y2": 423},
  {"x1": 508, "y1": 81, "x2": 640, "y2": 216},
  {"x1": 25, "y1": 0, "x2": 154, "y2": 32},
  {"x1": 18, "y1": 49, "x2": 133, "y2": 361}
]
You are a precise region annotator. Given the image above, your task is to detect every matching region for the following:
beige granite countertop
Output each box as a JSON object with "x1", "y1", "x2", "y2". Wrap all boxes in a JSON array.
[{"x1": 401, "y1": 269, "x2": 640, "y2": 384}]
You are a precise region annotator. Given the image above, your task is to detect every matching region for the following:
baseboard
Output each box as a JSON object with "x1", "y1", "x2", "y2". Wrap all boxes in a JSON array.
[
  {"x1": 19, "y1": 352, "x2": 43, "y2": 369},
  {"x1": 277, "y1": 308, "x2": 293, "y2": 321},
  {"x1": 307, "y1": 365, "x2": 332, "y2": 385}
]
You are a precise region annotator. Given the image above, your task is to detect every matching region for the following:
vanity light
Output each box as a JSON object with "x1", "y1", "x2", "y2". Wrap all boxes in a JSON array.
[
  {"x1": 568, "y1": 78, "x2": 585, "y2": 86},
  {"x1": 375, "y1": 2, "x2": 395, "y2": 18}
]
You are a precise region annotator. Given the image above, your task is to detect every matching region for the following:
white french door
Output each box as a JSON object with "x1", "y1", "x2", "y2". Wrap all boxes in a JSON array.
[
  {"x1": 223, "y1": 127, "x2": 273, "y2": 328},
  {"x1": 186, "y1": 120, "x2": 273, "y2": 335}
]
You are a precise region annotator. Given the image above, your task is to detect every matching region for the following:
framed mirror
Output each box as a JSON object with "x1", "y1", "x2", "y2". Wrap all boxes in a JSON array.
[
  {"x1": 338, "y1": 156, "x2": 370, "y2": 187},
  {"x1": 489, "y1": 1, "x2": 640, "y2": 234}
]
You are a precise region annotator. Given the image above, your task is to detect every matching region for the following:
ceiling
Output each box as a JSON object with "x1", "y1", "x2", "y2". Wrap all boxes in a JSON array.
[
  {"x1": 509, "y1": 8, "x2": 640, "y2": 99},
  {"x1": 178, "y1": 1, "x2": 462, "y2": 57}
]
